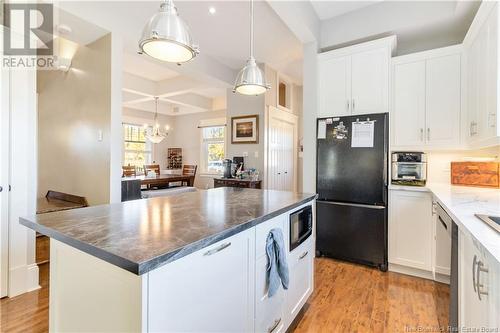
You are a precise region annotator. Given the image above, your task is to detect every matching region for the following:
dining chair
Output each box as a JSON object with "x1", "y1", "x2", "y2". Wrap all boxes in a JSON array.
[
  {"x1": 144, "y1": 164, "x2": 160, "y2": 176},
  {"x1": 122, "y1": 165, "x2": 136, "y2": 177},
  {"x1": 182, "y1": 165, "x2": 197, "y2": 186}
]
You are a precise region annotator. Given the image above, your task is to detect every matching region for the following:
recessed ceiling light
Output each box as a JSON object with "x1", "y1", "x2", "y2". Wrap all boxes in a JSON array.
[{"x1": 209, "y1": 7, "x2": 216, "y2": 15}]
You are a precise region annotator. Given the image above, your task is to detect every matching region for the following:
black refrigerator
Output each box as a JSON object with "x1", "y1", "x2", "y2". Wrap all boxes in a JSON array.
[{"x1": 316, "y1": 113, "x2": 388, "y2": 271}]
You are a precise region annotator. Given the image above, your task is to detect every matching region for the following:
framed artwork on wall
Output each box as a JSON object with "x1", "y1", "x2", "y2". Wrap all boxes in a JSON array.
[{"x1": 231, "y1": 115, "x2": 259, "y2": 144}]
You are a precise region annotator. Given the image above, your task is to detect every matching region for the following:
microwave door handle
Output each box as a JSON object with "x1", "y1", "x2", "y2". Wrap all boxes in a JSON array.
[{"x1": 296, "y1": 229, "x2": 312, "y2": 243}]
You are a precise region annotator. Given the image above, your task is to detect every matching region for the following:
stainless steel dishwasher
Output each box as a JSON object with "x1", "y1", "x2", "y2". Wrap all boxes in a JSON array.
[{"x1": 436, "y1": 202, "x2": 458, "y2": 330}]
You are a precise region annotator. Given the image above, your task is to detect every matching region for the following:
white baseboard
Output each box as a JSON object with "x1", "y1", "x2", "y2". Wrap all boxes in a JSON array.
[
  {"x1": 9, "y1": 263, "x2": 40, "y2": 297},
  {"x1": 434, "y1": 272, "x2": 450, "y2": 285},
  {"x1": 389, "y1": 263, "x2": 434, "y2": 281}
]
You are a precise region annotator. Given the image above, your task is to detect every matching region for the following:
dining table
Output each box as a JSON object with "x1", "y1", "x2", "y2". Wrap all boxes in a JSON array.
[{"x1": 122, "y1": 174, "x2": 195, "y2": 188}]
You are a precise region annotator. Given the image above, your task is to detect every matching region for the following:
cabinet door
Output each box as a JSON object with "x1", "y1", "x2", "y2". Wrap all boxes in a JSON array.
[
  {"x1": 318, "y1": 56, "x2": 351, "y2": 117},
  {"x1": 286, "y1": 238, "x2": 313, "y2": 326},
  {"x1": 255, "y1": 256, "x2": 286, "y2": 333},
  {"x1": 148, "y1": 229, "x2": 255, "y2": 332},
  {"x1": 459, "y1": 231, "x2": 489, "y2": 329},
  {"x1": 467, "y1": 33, "x2": 480, "y2": 140},
  {"x1": 425, "y1": 54, "x2": 461, "y2": 147},
  {"x1": 485, "y1": 7, "x2": 498, "y2": 139},
  {"x1": 485, "y1": 251, "x2": 500, "y2": 328},
  {"x1": 388, "y1": 191, "x2": 432, "y2": 271},
  {"x1": 351, "y1": 48, "x2": 389, "y2": 115},
  {"x1": 392, "y1": 61, "x2": 426, "y2": 146}
]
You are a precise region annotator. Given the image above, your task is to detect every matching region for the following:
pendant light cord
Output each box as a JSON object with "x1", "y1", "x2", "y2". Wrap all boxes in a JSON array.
[{"x1": 250, "y1": 0, "x2": 254, "y2": 59}]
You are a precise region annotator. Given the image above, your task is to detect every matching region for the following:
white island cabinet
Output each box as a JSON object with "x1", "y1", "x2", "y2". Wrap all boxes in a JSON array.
[{"x1": 44, "y1": 195, "x2": 316, "y2": 333}]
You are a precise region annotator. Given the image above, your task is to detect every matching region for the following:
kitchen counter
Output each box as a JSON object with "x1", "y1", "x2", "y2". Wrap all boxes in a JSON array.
[
  {"x1": 426, "y1": 183, "x2": 500, "y2": 263},
  {"x1": 21, "y1": 187, "x2": 316, "y2": 275}
]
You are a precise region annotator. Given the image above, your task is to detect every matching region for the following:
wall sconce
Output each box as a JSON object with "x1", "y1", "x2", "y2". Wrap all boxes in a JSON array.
[{"x1": 56, "y1": 57, "x2": 72, "y2": 72}]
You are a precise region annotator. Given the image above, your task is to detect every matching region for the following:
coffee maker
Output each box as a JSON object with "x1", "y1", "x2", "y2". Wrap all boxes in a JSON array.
[{"x1": 223, "y1": 159, "x2": 233, "y2": 178}]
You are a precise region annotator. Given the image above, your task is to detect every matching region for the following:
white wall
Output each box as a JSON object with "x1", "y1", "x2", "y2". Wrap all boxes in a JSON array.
[
  {"x1": 302, "y1": 42, "x2": 318, "y2": 194},
  {"x1": 425, "y1": 146, "x2": 500, "y2": 184}
]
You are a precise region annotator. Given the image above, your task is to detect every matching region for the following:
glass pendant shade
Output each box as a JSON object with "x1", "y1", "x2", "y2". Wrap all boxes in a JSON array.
[
  {"x1": 146, "y1": 127, "x2": 166, "y2": 144},
  {"x1": 139, "y1": 0, "x2": 199, "y2": 63}
]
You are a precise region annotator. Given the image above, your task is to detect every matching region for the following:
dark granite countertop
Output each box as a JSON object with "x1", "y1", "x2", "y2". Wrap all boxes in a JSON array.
[{"x1": 21, "y1": 188, "x2": 316, "y2": 275}]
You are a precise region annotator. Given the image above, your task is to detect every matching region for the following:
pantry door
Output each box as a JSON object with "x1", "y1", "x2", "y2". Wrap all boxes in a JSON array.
[{"x1": 266, "y1": 107, "x2": 297, "y2": 192}]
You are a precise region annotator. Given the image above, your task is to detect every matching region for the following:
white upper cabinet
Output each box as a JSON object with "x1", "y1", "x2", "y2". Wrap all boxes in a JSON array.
[
  {"x1": 318, "y1": 36, "x2": 395, "y2": 118},
  {"x1": 392, "y1": 61, "x2": 426, "y2": 146},
  {"x1": 425, "y1": 54, "x2": 461, "y2": 146},
  {"x1": 318, "y1": 56, "x2": 351, "y2": 117},
  {"x1": 391, "y1": 46, "x2": 462, "y2": 149},
  {"x1": 464, "y1": 2, "x2": 500, "y2": 148},
  {"x1": 351, "y1": 48, "x2": 389, "y2": 115}
]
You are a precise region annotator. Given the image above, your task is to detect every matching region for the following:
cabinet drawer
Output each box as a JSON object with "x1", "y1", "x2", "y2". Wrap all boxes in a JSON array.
[
  {"x1": 256, "y1": 214, "x2": 286, "y2": 259},
  {"x1": 255, "y1": 256, "x2": 286, "y2": 333}
]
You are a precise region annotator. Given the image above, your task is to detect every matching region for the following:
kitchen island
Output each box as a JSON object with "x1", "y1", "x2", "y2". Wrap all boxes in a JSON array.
[{"x1": 20, "y1": 188, "x2": 316, "y2": 333}]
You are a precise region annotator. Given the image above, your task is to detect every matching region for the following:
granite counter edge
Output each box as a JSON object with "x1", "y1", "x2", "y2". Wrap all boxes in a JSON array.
[{"x1": 20, "y1": 194, "x2": 317, "y2": 275}]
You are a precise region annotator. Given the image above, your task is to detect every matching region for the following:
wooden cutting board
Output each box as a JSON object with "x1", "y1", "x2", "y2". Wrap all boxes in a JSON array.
[{"x1": 451, "y1": 162, "x2": 499, "y2": 188}]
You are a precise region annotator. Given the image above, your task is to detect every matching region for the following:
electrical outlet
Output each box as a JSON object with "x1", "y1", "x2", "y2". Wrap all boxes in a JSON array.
[
  {"x1": 254, "y1": 151, "x2": 258, "y2": 158},
  {"x1": 242, "y1": 152, "x2": 248, "y2": 157}
]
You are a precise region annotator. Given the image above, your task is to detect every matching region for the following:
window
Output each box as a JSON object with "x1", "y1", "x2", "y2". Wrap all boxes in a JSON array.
[
  {"x1": 201, "y1": 126, "x2": 225, "y2": 174},
  {"x1": 123, "y1": 123, "x2": 152, "y2": 174}
]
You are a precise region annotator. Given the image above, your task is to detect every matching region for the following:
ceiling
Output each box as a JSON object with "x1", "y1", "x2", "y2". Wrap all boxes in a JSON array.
[
  {"x1": 56, "y1": 1, "x2": 304, "y2": 83},
  {"x1": 123, "y1": 53, "x2": 179, "y2": 82},
  {"x1": 310, "y1": 1, "x2": 381, "y2": 21}
]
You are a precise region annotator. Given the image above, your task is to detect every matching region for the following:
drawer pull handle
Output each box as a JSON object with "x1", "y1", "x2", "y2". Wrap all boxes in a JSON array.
[
  {"x1": 204, "y1": 242, "x2": 231, "y2": 256},
  {"x1": 268, "y1": 318, "x2": 282, "y2": 333},
  {"x1": 472, "y1": 255, "x2": 478, "y2": 292},
  {"x1": 477, "y1": 260, "x2": 489, "y2": 300},
  {"x1": 299, "y1": 251, "x2": 308, "y2": 260}
]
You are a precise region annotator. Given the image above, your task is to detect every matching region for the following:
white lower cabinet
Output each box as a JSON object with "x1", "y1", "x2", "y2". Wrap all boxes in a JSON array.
[
  {"x1": 148, "y1": 229, "x2": 256, "y2": 332},
  {"x1": 459, "y1": 230, "x2": 500, "y2": 329},
  {"x1": 389, "y1": 190, "x2": 433, "y2": 272},
  {"x1": 286, "y1": 238, "x2": 314, "y2": 326}
]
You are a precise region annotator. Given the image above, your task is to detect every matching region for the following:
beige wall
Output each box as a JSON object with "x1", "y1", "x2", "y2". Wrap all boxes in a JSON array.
[{"x1": 37, "y1": 34, "x2": 111, "y2": 205}]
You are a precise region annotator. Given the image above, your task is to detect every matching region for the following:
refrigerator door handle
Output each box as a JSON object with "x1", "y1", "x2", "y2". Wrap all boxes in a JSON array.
[{"x1": 319, "y1": 201, "x2": 386, "y2": 210}]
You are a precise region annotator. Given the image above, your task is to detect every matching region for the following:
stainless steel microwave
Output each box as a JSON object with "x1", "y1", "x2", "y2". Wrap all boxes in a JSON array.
[
  {"x1": 289, "y1": 205, "x2": 313, "y2": 251},
  {"x1": 391, "y1": 152, "x2": 427, "y2": 186}
]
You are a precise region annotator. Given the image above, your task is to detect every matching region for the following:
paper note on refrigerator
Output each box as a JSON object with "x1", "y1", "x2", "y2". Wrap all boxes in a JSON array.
[
  {"x1": 317, "y1": 120, "x2": 327, "y2": 139},
  {"x1": 351, "y1": 121, "x2": 374, "y2": 147}
]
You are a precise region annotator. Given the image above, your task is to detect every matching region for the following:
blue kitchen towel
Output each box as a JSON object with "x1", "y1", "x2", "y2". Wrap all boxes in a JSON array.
[{"x1": 266, "y1": 228, "x2": 289, "y2": 297}]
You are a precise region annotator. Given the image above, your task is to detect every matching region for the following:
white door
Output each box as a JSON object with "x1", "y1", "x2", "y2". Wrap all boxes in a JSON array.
[
  {"x1": 388, "y1": 191, "x2": 432, "y2": 271},
  {"x1": 425, "y1": 54, "x2": 461, "y2": 147},
  {"x1": 351, "y1": 48, "x2": 389, "y2": 115},
  {"x1": 318, "y1": 55, "x2": 351, "y2": 117},
  {"x1": 266, "y1": 107, "x2": 297, "y2": 192},
  {"x1": 0, "y1": 59, "x2": 10, "y2": 298},
  {"x1": 148, "y1": 229, "x2": 255, "y2": 332},
  {"x1": 467, "y1": 33, "x2": 480, "y2": 140},
  {"x1": 392, "y1": 61, "x2": 426, "y2": 147}
]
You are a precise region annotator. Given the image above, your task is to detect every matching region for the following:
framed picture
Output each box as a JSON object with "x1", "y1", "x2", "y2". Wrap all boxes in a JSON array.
[{"x1": 231, "y1": 115, "x2": 259, "y2": 144}]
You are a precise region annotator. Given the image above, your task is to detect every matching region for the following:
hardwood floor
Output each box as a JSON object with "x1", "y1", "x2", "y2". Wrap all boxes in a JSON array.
[
  {"x1": 0, "y1": 264, "x2": 49, "y2": 333},
  {"x1": 292, "y1": 258, "x2": 449, "y2": 333},
  {"x1": 0, "y1": 258, "x2": 448, "y2": 333}
]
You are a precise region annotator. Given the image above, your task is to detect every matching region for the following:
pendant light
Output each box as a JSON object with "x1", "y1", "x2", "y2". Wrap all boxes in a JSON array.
[
  {"x1": 145, "y1": 97, "x2": 168, "y2": 144},
  {"x1": 233, "y1": 0, "x2": 270, "y2": 95},
  {"x1": 139, "y1": 0, "x2": 199, "y2": 63}
]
